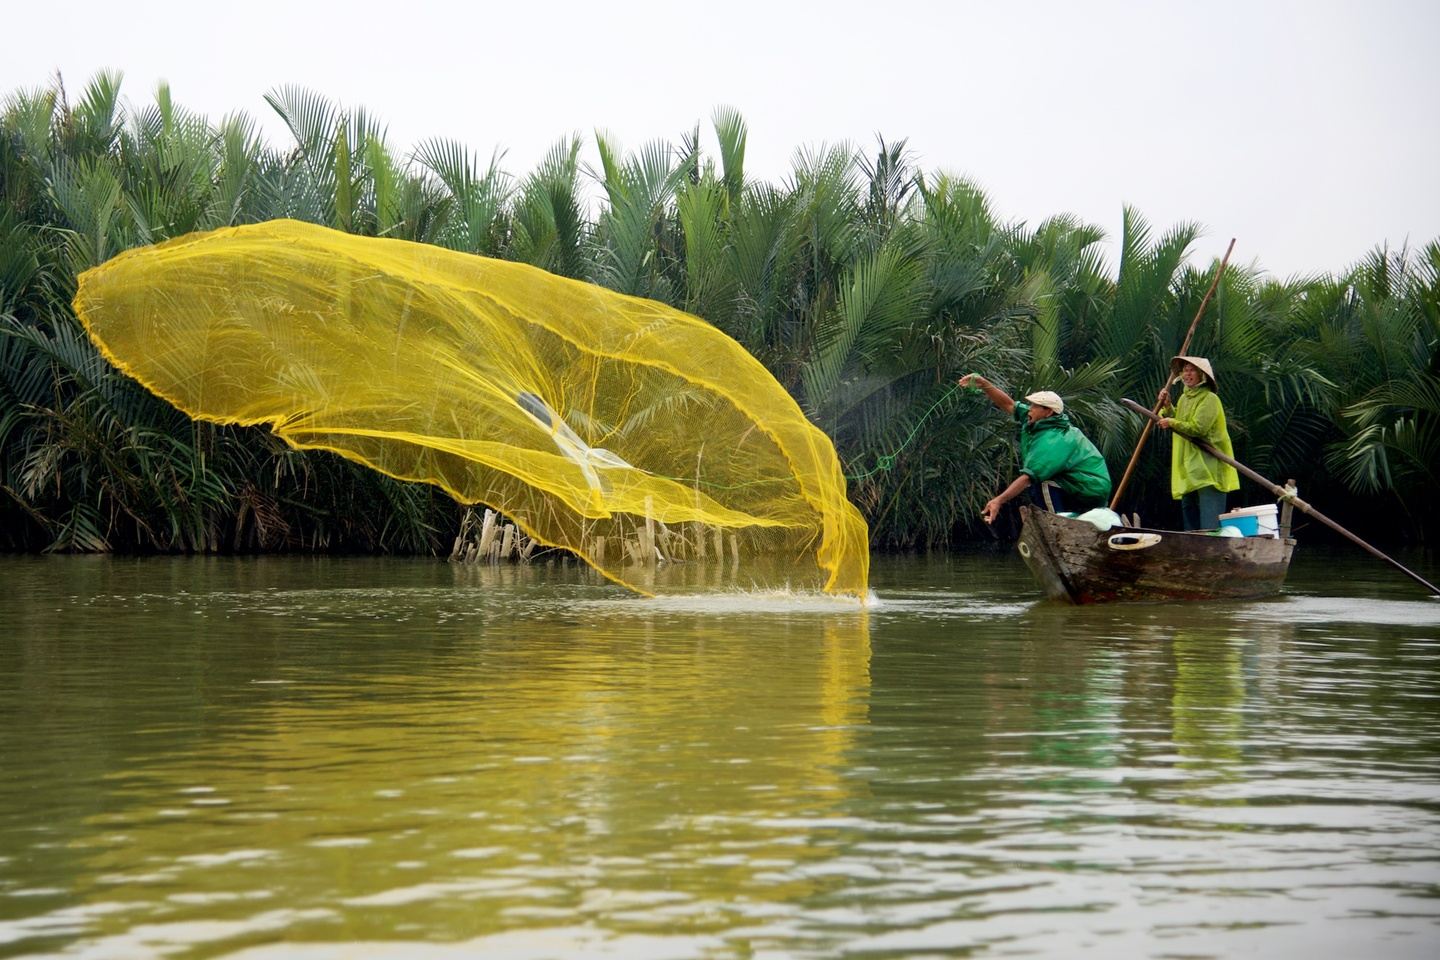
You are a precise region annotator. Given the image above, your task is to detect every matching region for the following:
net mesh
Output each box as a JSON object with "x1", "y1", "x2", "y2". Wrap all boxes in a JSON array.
[{"x1": 73, "y1": 219, "x2": 870, "y2": 598}]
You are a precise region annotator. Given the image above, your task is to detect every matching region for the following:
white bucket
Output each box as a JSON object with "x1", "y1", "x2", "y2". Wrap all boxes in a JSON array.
[{"x1": 1218, "y1": 503, "x2": 1279, "y2": 538}]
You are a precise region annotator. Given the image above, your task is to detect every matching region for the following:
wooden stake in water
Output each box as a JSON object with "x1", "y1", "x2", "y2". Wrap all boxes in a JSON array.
[
  {"x1": 478, "y1": 509, "x2": 498, "y2": 558},
  {"x1": 643, "y1": 497, "x2": 657, "y2": 565}
]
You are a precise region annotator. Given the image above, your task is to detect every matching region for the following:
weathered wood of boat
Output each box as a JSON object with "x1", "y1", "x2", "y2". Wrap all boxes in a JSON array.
[{"x1": 1017, "y1": 505, "x2": 1295, "y2": 603}]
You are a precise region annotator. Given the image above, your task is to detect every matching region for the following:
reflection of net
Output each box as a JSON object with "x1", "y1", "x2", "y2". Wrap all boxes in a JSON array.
[{"x1": 73, "y1": 220, "x2": 869, "y2": 597}]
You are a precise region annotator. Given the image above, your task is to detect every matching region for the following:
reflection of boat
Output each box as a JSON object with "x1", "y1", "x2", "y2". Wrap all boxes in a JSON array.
[{"x1": 1017, "y1": 505, "x2": 1295, "y2": 604}]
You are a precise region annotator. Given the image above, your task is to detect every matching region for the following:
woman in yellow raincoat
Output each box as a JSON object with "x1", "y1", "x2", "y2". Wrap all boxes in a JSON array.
[{"x1": 1156, "y1": 356, "x2": 1240, "y2": 530}]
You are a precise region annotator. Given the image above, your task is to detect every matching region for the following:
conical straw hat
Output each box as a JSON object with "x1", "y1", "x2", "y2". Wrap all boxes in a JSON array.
[{"x1": 1170, "y1": 355, "x2": 1217, "y2": 388}]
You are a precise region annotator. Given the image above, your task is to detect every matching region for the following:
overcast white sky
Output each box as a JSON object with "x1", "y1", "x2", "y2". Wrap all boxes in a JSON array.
[{"x1": 6, "y1": 0, "x2": 1437, "y2": 278}]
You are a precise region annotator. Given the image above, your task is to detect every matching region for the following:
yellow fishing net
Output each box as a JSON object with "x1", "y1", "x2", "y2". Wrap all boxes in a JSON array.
[{"x1": 73, "y1": 219, "x2": 870, "y2": 598}]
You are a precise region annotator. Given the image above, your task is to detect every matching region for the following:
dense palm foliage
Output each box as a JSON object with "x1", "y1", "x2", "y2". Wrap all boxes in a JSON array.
[{"x1": 2, "y1": 73, "x2": 1436, "y2": 555}]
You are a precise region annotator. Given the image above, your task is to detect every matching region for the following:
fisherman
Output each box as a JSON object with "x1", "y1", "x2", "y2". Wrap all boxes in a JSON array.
[
  {"x1": 1155, "y1": 356, "x2": 1239, "y2": 530},
  {"x1": 959, "y1": 374, "x2": 1112, "y2": 524}
]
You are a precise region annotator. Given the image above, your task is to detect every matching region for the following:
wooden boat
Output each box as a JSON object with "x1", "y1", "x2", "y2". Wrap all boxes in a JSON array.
[{"x1": 1017, "y1": 505, "x2": 1295, "y2": 603}]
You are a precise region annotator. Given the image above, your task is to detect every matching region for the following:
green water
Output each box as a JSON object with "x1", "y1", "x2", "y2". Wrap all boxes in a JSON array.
[{"x1": 2, "y1": 551, "x2": 1439, "y2": 958}]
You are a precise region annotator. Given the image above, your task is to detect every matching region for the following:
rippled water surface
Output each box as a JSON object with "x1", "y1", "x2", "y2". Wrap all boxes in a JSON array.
[{"x1": 2, "y1": 550, "x2": 1439, "y2": 958}]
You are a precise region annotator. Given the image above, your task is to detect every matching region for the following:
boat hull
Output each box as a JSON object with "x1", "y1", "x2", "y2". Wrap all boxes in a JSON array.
[{"x1": 1017, "y1": 506, "x2": 1294, "y2": 604}]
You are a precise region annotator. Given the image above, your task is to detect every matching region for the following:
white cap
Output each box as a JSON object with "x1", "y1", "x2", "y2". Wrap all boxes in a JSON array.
[{"x1": 1024, "y1": 390, "x2": 1064, "y2": 414}]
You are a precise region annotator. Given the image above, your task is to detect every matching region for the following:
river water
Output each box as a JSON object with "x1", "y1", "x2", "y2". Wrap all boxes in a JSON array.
[{"x1": 2, "y1": 550, "x2": 1438, "y2": 959}]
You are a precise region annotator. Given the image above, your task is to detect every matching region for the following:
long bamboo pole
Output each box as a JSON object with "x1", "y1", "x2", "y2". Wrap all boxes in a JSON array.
[
  {"x1": 1109, "y1": 238, "x2": 1237, "y2": 509},
  {"x1": 1119, "y1": 397, "x2": 1439, "y2": 597}
]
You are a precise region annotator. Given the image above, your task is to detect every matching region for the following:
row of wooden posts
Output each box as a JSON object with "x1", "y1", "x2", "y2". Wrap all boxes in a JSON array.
[
  {"x1": 448, "y1": 505, "x2": 741, "y2": 567},
  {"x1": 448, "y1": 508, "x2": 539, "y2": 565}
]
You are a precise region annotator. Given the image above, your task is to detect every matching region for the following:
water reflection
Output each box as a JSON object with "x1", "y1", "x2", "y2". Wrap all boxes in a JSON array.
[
  {"x1": 2, "y1": 559, "x2": 875, "y2": 955},
  {"x1": 2, "y1": 553, "x2": 1438, "y2": 958},
  {"x1": 841, "y1": 589, "x2": 1440, "y2": 956}
]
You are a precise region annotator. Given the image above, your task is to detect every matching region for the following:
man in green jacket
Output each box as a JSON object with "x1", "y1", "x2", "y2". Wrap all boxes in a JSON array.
[
  {"x1": 959, "y1": 374, "x2": 1112, "y2": 524},
  {"x1": 1156, "y1": 356, "x2": 1240, "y2": 530}
]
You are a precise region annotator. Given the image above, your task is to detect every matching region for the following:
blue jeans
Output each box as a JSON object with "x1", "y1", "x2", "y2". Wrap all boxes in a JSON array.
[
  {"x1": 1181, "y1": 487, "x2": 1227, "y2": 530},
  {"x1": 1029, "y1": 482, "x2": 1066, "y2": 513},
  {"x1": 1028, "y1": 483, "x2": 1104, "y2": 515}
]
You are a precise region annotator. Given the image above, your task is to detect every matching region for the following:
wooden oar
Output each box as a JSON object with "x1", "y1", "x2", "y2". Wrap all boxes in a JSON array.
[
  {"x1": 1119, "y1": 397, "x2": 1440, "y2": 597},
  {"x1": 1110, "y1": 238, "x2": 1237, "y2": 509}
]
